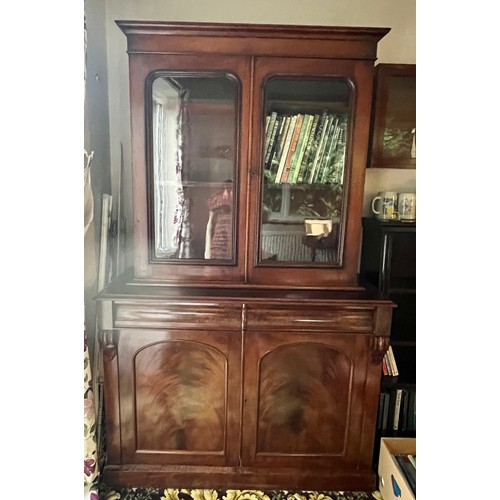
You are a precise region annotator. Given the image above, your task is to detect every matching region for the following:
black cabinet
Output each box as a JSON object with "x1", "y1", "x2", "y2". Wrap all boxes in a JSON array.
[
  {"x1": 359, "y1": 217, "x2": 416, "y2": 467},
  {"x1": 360, "y1": 217, "x2": 416, "y2": 382}
]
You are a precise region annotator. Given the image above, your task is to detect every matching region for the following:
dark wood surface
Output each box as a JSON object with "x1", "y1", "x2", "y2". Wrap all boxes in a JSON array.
[
  {"x1": 98, "y1": 22, "x2": 393, "y2": 491},
  {"x1": 119, "y1": 20, "x2": 388, "y2": 288},
  {"x1": 368, "y1": 63, "x2": 416, "y2": 169},
  {"x1": 98, "y1": 289, "x2": 394, "y2": 489}
]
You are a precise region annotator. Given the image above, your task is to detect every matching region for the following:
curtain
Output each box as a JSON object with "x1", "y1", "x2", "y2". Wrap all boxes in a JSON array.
[{"x1": 84, "y1": 11, "x2": 100, "y2": 498}]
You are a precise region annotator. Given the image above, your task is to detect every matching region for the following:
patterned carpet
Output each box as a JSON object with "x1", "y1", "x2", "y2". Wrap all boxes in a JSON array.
[{"x1": 95, "y1": 486, "x2": 377, "y2": 500}]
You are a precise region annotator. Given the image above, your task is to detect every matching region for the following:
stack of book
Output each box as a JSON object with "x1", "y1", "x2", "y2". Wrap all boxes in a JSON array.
[
  {"x1": 263, "y1": 110, "x2": 348, "y2": 185},
  {"x1": 382, "y1": 345, "x2": 399, "y2": 376},
  {"x1": 394, "y1": 453, "x2": 416, "y2": 496},
  {"x1": 377, "y1": 387, "x2": 416, "y2": 434}
]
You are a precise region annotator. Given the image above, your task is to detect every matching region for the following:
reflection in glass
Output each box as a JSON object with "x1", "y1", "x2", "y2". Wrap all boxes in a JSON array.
[
  {"x1": 382, "y1": 75, "x2": 416, "y2": 160},
  {"x1": 260, "y1": 77, "x2": 352, "y2": 265},
  {"x1": 150, "y1": 74, "x2": 238, "y2": 261}
]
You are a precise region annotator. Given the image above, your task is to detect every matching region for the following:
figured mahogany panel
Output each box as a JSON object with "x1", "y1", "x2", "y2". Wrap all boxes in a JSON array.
[
  {"x1": 117, "y1": 329, "x2": 242, "y2": 467},
  {"x1": 134, "y1": 340, "x2": 226, "y2": 452},
  {"x1": 242, "y1": 330, "x2": 372, "y2": 469},
  {"x1": 256, "y1": 342, "x2": 351, "y2": 455}
]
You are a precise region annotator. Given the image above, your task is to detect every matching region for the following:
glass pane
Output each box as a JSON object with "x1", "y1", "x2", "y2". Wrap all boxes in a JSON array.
[
  {"x1": 382, "y1": 75, "x2": 416, "y2": 160},
  {"x1": 260, "y1": 77, "x2": 352, "y2": 265},
  {"x1": 150, "y1": 73, "x2": 238, "y2": 262}
]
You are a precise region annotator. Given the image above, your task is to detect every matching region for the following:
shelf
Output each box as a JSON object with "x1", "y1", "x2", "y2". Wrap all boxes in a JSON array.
[{"x1": 158, "y1": 180, "x2": 233, "y2": 188}]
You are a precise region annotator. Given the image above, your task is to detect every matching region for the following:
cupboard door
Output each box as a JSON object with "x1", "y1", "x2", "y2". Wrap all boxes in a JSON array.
[
  {"x1": 368, "y1": 64, "x2": 416, "y2": 168},
  {"x1": 248, "y1": 57, "x2": 375, "y2": 287},
  {"x1": 114, "y1": 328, "x2": 241, "y2": 466},
  {"x1": 127, "y1": 54, "x2": 251, "y2": 283},
  {"x1": 241, "y1": 330, "x2": 373, "y2": 469}
]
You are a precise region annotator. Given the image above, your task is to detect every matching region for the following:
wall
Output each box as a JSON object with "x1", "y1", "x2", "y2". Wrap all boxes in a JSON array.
[{"x1": 85, "y1": 0, "x2": 416, "y2": 284}]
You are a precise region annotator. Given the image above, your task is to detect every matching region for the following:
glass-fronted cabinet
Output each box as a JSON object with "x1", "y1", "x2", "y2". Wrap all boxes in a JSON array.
[
  {"x1": 120, "y1": 22, "x2": 388, "y2": 288},
  {"x1": 259, "y1": 77, "x2": 351, "y2": 266},
  {"x1": 101, "y1": 22, "x2": 393, "y2": 491},
  {"x1": 368, "y1": 63, "x2": 416, "y2": 168}
]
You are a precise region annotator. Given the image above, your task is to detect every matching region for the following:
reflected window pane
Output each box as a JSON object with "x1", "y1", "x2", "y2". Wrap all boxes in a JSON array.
[{"x1": 150, "y1": 74, "x2": 238, "y2": 262}]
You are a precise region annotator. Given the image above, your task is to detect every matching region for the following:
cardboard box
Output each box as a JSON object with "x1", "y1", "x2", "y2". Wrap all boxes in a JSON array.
[{"x1": 378, "y1": 437, "x2": 416, "y2": 500}]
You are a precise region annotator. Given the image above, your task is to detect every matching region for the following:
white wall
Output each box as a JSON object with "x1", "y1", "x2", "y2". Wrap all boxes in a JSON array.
[{"x1": 92, "y1": 0, "x2": 416, "y2": 268}]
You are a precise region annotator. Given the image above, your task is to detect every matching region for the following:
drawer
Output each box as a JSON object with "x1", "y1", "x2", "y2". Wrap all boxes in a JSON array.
[
  {"x1": 114, "y1": 301, "x2": 241, "y2": 330},
  {"x1": 245, "y1": 305, "x2": 374, "y2": 332}
]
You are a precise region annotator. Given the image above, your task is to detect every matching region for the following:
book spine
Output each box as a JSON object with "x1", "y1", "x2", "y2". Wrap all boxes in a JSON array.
[
  {"x1": 400, "y1": 388, "x2": 409, "y2": 432},
  {"x1": 309, "y1": 114, "x2": 331, "y2": 183},
  {"x1": 318, "y1": 115, "x2": 337, "y2": 182},
  {"x1": 320, "y1": 115, "x2": 341, "y2": 183},
  {"x1": 297, "y1": 113, "x2": 320, "y2": 183},
  {"x1": 281, "y1": 114, "x2": 304, "y2": 183},
  {"x1": 377, "y1": 391, "x2": 386, "y2": 430},
  {"x1": 392, "y1": 388, "x2": 403, "y2": 431},
  {"x1": 272, "y1": 115, "x2": 290, "y2": 175},
  {"x1": 275, "y1": 115, "x2": 297, "y2": 183},
  {"x1": 264, "y1": 111, "x2": 277, "y2": 151},
  {"x1": 381, "y1": 390, "x2": 390, "y2": 431},
  {"x1": 290, "y1": 114, "x2": 313, "y2": 183},
  {"x1": 264, "y1": 114, "x2": 282, "y2": 169},
  {"x1": 382, "y1": 355, "x2": 389, "y2": 376},
  {"x1": 395, "y1": 454, "x2": 416, "y2": 495},
  {"x1": 387, "y1": 345, "x2": 399, "y2": 377}
]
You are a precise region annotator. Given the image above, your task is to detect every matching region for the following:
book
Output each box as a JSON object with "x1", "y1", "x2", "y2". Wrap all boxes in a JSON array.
[
  {"x1": 270, "y1": 115, "x2": 290, "y2": 176},
  {"x1": 382, "y1": 391, "x2": 391, "y2": 431},
  {"x1": 383, "y1": 389, "x2": 395, "y2": 431},
  {"x1": 264, "y1": 114, "x2": 283, "y2": 169},
  {"x1": 308, "y1": 113, "x2": 331, "y2": 183},
  {"x1": 296, "y1": 113, "x2": 320, "y2": 183},
  {"x1": 382, "y1": 355, "x2": 389, "y2": 376},
  {"x1": 275, "y1": 114, "x2": 297, "y2": 183},
  {"x1": 400, "y1": 388, "x2": 409, "y2": 432},
  {"x1": 290, "y1": 114, "x2": 314, "y2": 183},
  {"x1": 407, "y1": 389, "x2": 415, "y2": 431},
  {"x1": 304, "y1": 110, "x2": 328, "y2": 183},
  {"x1": 407, "y1": 454, "x2": 416, "y2": 468},
  {"x1": 376, "y1": 391, "x2": 386, "y2": 430},
  {"x1": 313, "y1": 115, "x2": 336, "y2": 183},
  {"x1": 264, "y1": 111, "x2": 277, "y2": 152},
  {"x1": 392, "y1": 388, "x2": 403, "y2": 431},
  {"x1": 387, "y1": 345, "x2": 399, "y2": 377},
  {"x1": 281, "y1": 114, "x2": 304, "y2": 183},
  {"x1": 394, "y1": 454, "x2": 416, "y2": 496}
]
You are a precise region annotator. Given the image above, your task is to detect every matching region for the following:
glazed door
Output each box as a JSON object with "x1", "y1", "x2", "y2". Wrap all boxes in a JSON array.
[
  {"x1": 248, "y1": 57, "x2": 375, "y2": 287},
  {"x1": 114, "y1": 328, "x2": 242, "y2": 466},
  {"x1": 127, "y1": 53, "x2": 251, "y2": 283},
  {"x1": 241, "y1": 329, "x2": 374, "y2": 470}
]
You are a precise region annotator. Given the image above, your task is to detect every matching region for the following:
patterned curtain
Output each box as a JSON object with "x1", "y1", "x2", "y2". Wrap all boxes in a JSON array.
[{"x1": 84, "y1": 11, "x2": 100, "y2": 499}]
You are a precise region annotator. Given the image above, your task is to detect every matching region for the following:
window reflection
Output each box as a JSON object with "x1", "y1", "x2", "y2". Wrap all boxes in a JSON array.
[{"x1": 150, "y1": 74, "x2": 238, "y2": 261}]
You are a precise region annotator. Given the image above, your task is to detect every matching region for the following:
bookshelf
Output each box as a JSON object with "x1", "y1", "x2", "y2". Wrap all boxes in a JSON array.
[
  {"x1": 97, "y1": 21, "x2": 392, "y2": 491},
  {"x1": 359, "y1": 217, "x2": 416, "y2": 468}
]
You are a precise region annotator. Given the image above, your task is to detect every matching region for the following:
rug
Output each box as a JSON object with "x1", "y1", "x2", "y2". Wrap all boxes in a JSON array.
[{"x1": 95, "y1": 485, "x2": 377, "y2": 500}]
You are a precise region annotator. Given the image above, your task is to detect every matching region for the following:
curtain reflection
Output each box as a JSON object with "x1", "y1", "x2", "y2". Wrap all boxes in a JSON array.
[{"x1": 152, "y1": 80, "x2": 192, "y2": 258}]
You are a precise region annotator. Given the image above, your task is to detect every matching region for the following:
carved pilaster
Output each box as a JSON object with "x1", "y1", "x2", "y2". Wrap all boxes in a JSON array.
[
  {"x1": 101, "y1": 329, "x2": 117, "y2": 362},
  {"x1": 369, "y1": 335, "x2": 390, "y2": 364}
]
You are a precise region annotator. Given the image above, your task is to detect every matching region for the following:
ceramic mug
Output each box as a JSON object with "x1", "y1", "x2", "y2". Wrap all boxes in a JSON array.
[
  {"x1": 398, "y1": 192, "x2": 416, "y2": 220},
  {"x1": 371, "y1": 191, "x2": 398, "y2": 220}
]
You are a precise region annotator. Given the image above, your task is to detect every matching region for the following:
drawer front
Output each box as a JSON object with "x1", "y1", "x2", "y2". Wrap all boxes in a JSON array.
[
  {"x1": 245, "y1": 305, "x2": 374, "y2": 332},
  {"x1": 114, "y1": 301, "x2": 242, "y2": 330}
]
